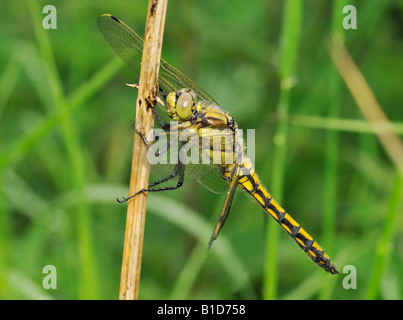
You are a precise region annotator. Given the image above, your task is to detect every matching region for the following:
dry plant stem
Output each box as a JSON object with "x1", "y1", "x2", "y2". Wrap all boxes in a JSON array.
[
  {"x1": 328, "y1": 37, "x2": 403, "y2": 172},
  {"x1": 119, "y1": 0, "x2": 168, "y2": 300},
  {"x1": 329, "y1": 37, "x2": 403, "y2": 300}
]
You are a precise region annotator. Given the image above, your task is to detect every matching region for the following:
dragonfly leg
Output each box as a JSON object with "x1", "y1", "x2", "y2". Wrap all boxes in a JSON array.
[
  {"x1": 127, "y1": 82, "x2": 168, "y2": 129},
  {"x1": 149, "y1": 106, "x2": 169, "y2": 131},
  {"x1": 159, "y1": 87, "x2": 168, "y2": 100},
  {"x1": 131, "y1": 122, "x2": 151, "y2": 148},
  {"x1": 131, "y1": 123, "x2": 182, "y2": 158},
  {"x1": 117, "y1": 162, "x2": 185, "y2": 203}
]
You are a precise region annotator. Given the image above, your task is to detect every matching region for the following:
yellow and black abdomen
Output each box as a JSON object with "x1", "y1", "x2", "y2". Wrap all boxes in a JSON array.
[{"x1": 237, "y1": 160, "x2": 338, "y2": 274}]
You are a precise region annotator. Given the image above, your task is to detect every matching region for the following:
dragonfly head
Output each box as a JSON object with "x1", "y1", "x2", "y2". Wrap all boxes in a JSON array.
[{"x1": 166, "y1": 88, "x2": 196, "y2": 121}]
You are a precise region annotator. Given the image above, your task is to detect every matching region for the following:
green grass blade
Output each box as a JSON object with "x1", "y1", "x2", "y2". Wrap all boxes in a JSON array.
[
  {"x1": 319, "y1": 0, "x2": 348, "y2": 300},
  {"x1": 63, "y1": 184, "x2": 255, "y2": 299},
  {"x1": 0, "y1": 44, "x2": 23, "y2": 120},
  {"x1": 365, "y1": 172, "x2": 402, "y2": 299},
  {"x1": 28, "y1": 0, "x2": 99, "y2": 299},
  {"x1": 0, "y1": 57, "x2": 122, "y2": 170},
  {"x1": 148, "y1": 194, "x2": 255, "y2": 298},
  {"x1": 0, "y1": 176, "x2": 12, "y2": 298},
  {"x1": 67, "y1": 57, "x2": 123, "y2": 110},
  {"x1": 168, "y1": 244, "x2": 208, "y2": 300},
  {"x1": 263, "y1": 0, "x2": 303, "y2": 300},
  {"x1": 288, "y1": 115, "x2": 403, "y2": 135}
]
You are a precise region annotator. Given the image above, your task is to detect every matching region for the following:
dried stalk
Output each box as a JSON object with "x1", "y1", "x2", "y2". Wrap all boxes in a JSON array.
[
  {"x1": 328, "y1": 37, "x2": 403, "y2": 172},
  {"x1": 119, "y1": 0, "x2": 168, "y2": 300}
]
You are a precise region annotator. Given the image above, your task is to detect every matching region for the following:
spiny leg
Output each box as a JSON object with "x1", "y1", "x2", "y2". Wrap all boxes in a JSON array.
[
  {"x1": 117, "y1": 162, "x2": 185, "y2": 203},
  {"x1": 122, "y1": 85, "x2": 186, "y2": 201},
  {"x1": 131, "y1": 122, "x2": 179, "y2": 159},
  {"x1": 131, "y1": 123, "x2": 150, "y2": 147},
  {"x1": 159, "y1": 86, "x2": 168, "y2": 101},
  {"x1": 150, "y1": 106, "x2": 169, "y2": 131}
]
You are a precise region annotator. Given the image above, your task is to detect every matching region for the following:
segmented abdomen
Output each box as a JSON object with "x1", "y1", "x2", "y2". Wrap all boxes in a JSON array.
[{"x1": 237, "y1": 160, "x2": 338, "y2": 274}]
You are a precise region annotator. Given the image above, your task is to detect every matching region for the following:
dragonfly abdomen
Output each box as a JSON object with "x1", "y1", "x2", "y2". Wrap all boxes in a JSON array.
[{"x1": 237, "y1": 161, "x2": 338, "y2": 274}]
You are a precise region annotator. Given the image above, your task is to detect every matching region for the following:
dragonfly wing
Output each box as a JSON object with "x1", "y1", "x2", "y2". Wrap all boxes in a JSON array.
[
  {"x1": 98, "y1": 15, "x2": 229, "y2": 192},
  {"x1": 146, "y1": 134, "x2": 229, "y2": 193},
  {"x1": 187, "y1": 164, "x2": 229, "y2": 194},
  {"x1": 159, "y1": 60, "x2": 219, "y2": 105},
  {"x1": 208, "y1": 165, "x2": 240, "y2": 249},
  {"x1": 98, "y1": 15, "x2": 143, "y2": 80},
  {"x1": 97, "y1": 14, "x2": 219, "y2": 105}
]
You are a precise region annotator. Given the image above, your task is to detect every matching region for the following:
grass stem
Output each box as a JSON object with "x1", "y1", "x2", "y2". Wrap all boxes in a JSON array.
[
  {"x1": 28, "y1": 0, "x2": 99, "y2": 299},
  {"x1": 263, "y1": 0, "x2": 302, "y2": 300},
  {"x1": 118, "y1": 0, "x2": 168, "y2": 300},
  {"x1": 329, "y1": 34, "x2": 403, "y2": 300},
  {"x1": 319, "y1": 0, "x2": 348, "y2": 300}
]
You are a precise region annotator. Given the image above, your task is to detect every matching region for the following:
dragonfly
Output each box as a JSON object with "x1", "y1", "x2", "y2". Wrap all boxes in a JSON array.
[{"x1": 98, "y1": 14, "x2": 338, "y2": 275}]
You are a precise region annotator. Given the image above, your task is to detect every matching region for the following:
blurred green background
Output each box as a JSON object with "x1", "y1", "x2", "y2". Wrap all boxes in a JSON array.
[{"x1": 1, "y1": 0, "x2": 402, "y2": 300}]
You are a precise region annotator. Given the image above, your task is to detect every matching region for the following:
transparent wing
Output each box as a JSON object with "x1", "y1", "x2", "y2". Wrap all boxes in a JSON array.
[
  {"x1": 188, "y1": 164, "x2": 229, "y2": 194},
  {"x1": 98, "y1": 14, "x2": 228, "y2": 193},
  {"x1": 97, "y1": 14, "x2": 219, "y2": 105},
  {"x1": 150, "y1": 138, "x2": 229, "y2": 194}
]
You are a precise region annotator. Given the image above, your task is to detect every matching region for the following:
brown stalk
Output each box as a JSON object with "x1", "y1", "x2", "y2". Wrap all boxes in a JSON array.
[
  {"x1": 328, "y1": 36, "x2": 403, "y2": 173},
  {"x1": 119, "y1": 0, "x2": 168, "y2": 300}
]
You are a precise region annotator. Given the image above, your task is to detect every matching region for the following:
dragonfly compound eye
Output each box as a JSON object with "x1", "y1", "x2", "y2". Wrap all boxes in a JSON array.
[{"x1": 176, "y1": 92, "x2": 193, "y2": 120}]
